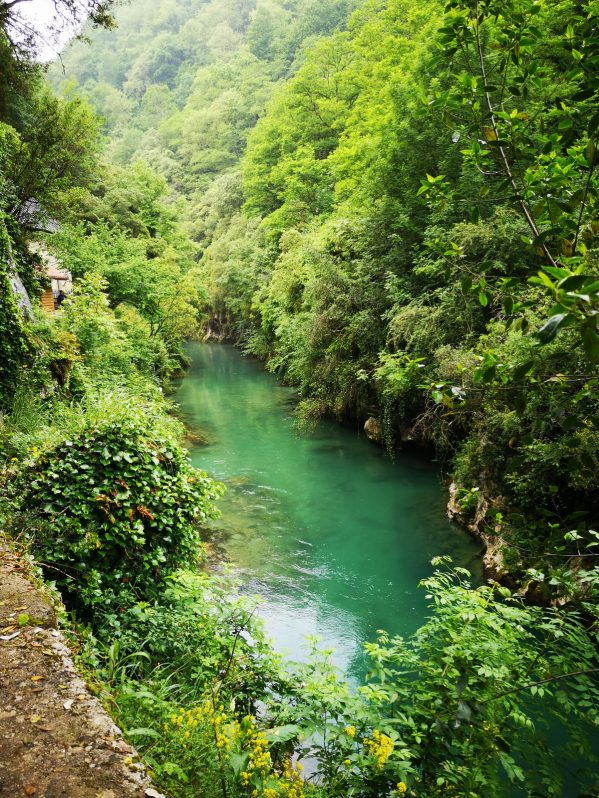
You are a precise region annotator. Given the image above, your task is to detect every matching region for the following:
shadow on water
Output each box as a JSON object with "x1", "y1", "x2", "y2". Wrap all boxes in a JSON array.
[{"x1": 175, "y1": 342, "x2": 483, "y2": 681}]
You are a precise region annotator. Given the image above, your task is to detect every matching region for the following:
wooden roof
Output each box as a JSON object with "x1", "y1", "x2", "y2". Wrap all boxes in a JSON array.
[{"x1": 47, "y1": 265, "x2": 70, "y2": 280}]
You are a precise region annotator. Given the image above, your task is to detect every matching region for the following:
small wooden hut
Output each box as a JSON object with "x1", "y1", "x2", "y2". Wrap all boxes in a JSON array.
[{"x1": 40, "y1": 262, "x2": 72, "y2": 313}]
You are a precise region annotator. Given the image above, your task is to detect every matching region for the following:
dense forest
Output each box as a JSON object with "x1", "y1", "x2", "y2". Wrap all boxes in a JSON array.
[
  {"x1": 1, "y1": 0, "x2": 598, "y2": 796},
  {"x1": 51, "y1": 0, "x2": 599, "y2": 584}
]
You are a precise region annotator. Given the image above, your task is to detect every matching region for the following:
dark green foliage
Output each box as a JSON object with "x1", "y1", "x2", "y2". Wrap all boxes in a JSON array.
[
  {"x1": 18, "y1": 419, "x2": 222, "y2": 617},
  {"x1": 109, "y1": 569, "x2": 282, "y2": 700},
  {"x1": 50, "y1": 162, "x2": 205, "y2": 375},
  {"x1": 0, "y1": 31, "x2": 37, "y2": 127},
  {"x1": 0, "y1": 217, "x2": 30, "y2": 411},
  {"x1": 254, "y1": 565, "x2": 599, "y2": 798},
  {"x1": 50, "y1": 0, "x2": 599, "y2": 584},
  {"x1": 2, "y1": 86, "x2": 99, "y2": 223}
]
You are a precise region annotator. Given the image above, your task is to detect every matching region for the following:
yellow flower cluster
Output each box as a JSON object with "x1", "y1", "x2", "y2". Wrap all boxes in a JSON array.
[
  {"x1": 245, "y1": 722, "x2": 272, "y2": 777},
  {"x1": 237, "y1": 717, "x2": 303, "y2": 798},
  {"x1": 394, "y1": 782, "x2": 407, "y2": 795},
  {"x1": 169, "y1": 700, "x2": 231, "y2": 749},
  {"x1": 169, "y1": 703, "x2": 303, "y2": 798},
  {"x1": 363, "y1": 729, "x2": 394, "y2": 771}
]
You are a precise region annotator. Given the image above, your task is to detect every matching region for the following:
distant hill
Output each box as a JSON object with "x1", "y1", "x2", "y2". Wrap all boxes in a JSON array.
[{"x1": 51, "y1": 0, "x2": 356, "y2": 232}]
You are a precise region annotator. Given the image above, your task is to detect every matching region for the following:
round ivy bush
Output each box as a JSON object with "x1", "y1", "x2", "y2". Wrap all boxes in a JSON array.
[{"x1": 22, "y1": 420, "x2": 223, "y2": 617}]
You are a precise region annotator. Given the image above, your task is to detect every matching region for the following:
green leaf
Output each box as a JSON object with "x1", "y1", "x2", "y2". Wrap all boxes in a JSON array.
[
  {"x1": 544, "y1": 266, "x2": 570, "y2": 280},
  {"x1": 481, "y1": 364, "x2": 497, "y2": 382},
  {"x1": 585, "y1": 139, "x2": 596, "y2": 165},
  {"x1": 229, "y1": 752, "x2": 249, "y2": 775},
  {"x1": 559, "y1": 275, "x2": 589, "y2": 292},
  {"x1": 264, "y1": 724, "x2": 301, "y2": 743},
  {"x1": 536, "y1": 314, "x2": 567, "y2": 343},
  {"x1": 512, "y1": 360, "x2": 534, "y2": 380},
  {"x1": 126, "y1": 727, "x2": 160, "y2": 739},
  {"x1": 581, "y1": 324, "x2": 599, "y2": 362},
  {"x1": 499, "y1": 753, "x2": 525, "y2": 783}
]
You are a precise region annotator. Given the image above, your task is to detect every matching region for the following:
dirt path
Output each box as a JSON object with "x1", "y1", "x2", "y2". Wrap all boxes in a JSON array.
[{"x1": 0, "y1": 543, "x2": 164, "y2": 798}]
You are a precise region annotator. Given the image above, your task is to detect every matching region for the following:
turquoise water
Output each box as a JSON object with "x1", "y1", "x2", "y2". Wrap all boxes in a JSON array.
[{"x1": 176, "y1": 343, "x2": 482, "y2": 679}]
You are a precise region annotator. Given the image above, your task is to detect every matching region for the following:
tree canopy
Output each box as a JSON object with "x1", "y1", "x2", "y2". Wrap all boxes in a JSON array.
[{"x1": 1, "y1": 1, "x2": 598, "y2": 795}]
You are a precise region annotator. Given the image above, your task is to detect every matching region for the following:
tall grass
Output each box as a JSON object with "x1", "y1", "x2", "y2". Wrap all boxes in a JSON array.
[{"x1": 0, "y1": 370, "x2": 184, "y2": 462}]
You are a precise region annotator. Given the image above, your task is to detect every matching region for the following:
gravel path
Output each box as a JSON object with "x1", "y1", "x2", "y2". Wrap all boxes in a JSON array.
[{"x1": 0, "y1": 543, "x2": 164, "y2": 798}]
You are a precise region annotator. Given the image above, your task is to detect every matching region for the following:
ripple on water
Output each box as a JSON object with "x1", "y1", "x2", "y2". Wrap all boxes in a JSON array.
[{"x1": 177, "y1": 342, "x2": 483, "y2": 680}]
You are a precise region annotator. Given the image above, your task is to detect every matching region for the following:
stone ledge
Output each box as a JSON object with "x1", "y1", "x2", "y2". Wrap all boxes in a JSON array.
[{"x1": 0, "y1": 544, "x2": 163, "y2": 798}]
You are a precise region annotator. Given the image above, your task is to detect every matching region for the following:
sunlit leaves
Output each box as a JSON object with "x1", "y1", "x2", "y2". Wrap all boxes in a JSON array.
[{"x1": 429, "y1": 0, "x2": 599, "y2": 358}]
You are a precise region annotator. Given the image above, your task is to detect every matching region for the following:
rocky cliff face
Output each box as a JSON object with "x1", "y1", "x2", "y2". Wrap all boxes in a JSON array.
[
  {"x1": 446, "y1": 482, "x2": 510, "y2": 581},
  {"x1": 8, "y1": 269, "x2": 34, "y2": 319}
]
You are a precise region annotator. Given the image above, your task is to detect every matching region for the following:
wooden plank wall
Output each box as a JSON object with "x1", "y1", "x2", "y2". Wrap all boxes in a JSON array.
[{"x1": 40, "y1": 290, "x2": 55, "y2": 313}]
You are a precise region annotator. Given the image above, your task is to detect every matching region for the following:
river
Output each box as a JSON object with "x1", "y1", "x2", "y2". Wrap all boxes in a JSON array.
[{"x1": 175, "y1": 342, "x2": 482, "y2": 680}]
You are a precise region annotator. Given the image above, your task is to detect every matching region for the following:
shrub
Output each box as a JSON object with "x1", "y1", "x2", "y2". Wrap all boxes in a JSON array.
[
  {"x1": 267, "y1": 565, "x2": 599, "y2": 798},
  {"x1": 18, "y1": 417, "x2": 223, "y2": 618},
  {"x1": 112, "y1": 569, "x2": 284, "y2": 696}
]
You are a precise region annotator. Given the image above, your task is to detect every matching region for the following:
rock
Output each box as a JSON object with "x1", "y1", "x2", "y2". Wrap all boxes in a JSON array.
[
  {"x1": 447, "y1": 482, "x2": 510, "y2": 582},
  {"x1": 8, "y1": 268, "x2": 34, "y2": 319},
  {"x1": 521, "y1": 579, "x2": 553, "y2": 606},
  {"x1": 364, "y1": 416, "x2": 383, "y2": 443}
]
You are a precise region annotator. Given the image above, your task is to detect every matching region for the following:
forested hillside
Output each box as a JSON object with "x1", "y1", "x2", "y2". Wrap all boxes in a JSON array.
[
  {"x1": 51, "y1": 0, "x2": 355, "y2": 203},
  {"x1": 55, "y1": 0, "x2": 599, "y2": 588},
  {"x1": 1, "y1": 0, "x2": 598, "y2": 796}
]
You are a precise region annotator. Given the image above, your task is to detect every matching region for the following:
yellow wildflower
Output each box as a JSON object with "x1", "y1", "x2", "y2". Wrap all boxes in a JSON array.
[{"x1": 363, "y1": 730, "x2": 394, "y2": 771}]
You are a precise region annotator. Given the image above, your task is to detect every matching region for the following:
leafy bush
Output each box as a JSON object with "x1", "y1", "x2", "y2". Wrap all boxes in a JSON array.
[
  {"x1": 112, "y1": 569, "x2": 283, "y2": 695},
  {"x1": 102, "y1": 565, "x2": 599, "y2": 798},
  {"x1": 18, "y1": 417, "x2": 223, "y2": 617},
  {"x1": 264, "y1": 565, "x2": 599, "y2": 798},
  {"x1": 98, "y1": 569, "x2": 302, "y2": 798}
]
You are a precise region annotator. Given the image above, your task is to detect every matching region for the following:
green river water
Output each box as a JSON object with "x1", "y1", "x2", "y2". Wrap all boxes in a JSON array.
[{"x1": 176, "y1": 343, "x2": 482, "y2": 680}]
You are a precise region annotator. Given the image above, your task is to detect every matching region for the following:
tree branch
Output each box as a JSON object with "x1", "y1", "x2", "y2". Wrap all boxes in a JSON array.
[
  {"x1": 482, "y1": 668, "x2": 599, "y2": 703},
  {"x1": 473, "y1": 2, "x2": 558, "y2": 269}
]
